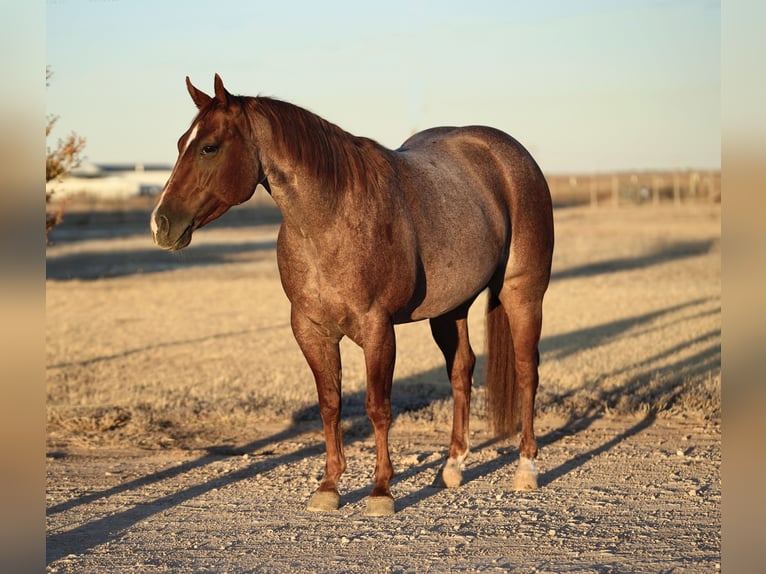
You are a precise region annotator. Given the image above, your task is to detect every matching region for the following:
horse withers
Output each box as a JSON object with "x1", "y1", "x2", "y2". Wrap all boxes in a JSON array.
[{"x1": 151, "y1": 75, "x2": 554, "y2": 516}]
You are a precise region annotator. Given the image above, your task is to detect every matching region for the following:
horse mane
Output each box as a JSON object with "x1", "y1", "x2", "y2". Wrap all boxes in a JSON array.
[{"x1": 242, "y1": 96, "x2": 394, "y2": 206}]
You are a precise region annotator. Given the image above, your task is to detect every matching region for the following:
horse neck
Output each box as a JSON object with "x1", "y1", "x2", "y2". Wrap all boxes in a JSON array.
[{"x1": 249, "y1": 98, "x2": 391, "y2": 230}]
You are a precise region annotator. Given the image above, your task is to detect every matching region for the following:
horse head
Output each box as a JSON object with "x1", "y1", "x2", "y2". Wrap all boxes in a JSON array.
[{"x1": 151, "y1": 74, "x2": 263, "y2": 250}]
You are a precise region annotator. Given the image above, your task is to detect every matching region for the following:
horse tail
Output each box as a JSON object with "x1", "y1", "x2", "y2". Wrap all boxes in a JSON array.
[{"x1": 485, "y1": 292, "x2": 519, "y2": 438}]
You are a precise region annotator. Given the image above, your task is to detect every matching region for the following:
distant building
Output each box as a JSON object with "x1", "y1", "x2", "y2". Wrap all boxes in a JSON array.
[{"x1": 47, "y1": 162, "x2": 172, "y2": 200}]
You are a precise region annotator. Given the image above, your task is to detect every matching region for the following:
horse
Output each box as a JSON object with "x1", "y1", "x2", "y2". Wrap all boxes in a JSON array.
[{"x1": 151, "y1": 75, "x2": 554, "y2": 516}]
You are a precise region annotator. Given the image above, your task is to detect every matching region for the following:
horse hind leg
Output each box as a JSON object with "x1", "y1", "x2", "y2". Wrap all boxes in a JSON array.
[
  {"x1": 430, "y1": 305, "x2": 475, "y2": 488},
  {"x1": 497, "y1": 280, "x2": 545, "y2": 491}
]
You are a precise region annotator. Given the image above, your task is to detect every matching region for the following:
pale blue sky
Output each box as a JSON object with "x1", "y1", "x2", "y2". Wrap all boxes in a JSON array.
[{"x1": 46, "y1": 0, "x2": 720, "y2": 173}]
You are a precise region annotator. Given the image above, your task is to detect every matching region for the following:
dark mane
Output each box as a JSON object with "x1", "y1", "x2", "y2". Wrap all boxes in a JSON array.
[{"x1": 243, "y1": 97, "x2": 393, "y2": 204}]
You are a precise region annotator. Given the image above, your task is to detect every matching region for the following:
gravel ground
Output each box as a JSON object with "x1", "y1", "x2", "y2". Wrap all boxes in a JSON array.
[{"x1": 46, "y1": 416, "x2": 720, "y2": 573}]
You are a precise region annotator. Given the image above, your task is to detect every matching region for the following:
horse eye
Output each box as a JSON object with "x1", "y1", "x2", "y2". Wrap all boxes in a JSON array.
[{"x1": 201, "y1": 144, "x2": 219, "y2": 156}]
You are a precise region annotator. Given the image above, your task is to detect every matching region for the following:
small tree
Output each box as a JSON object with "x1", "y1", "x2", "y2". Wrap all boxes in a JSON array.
[{"x1": 46, "y1": 66, "x2": 86, "y2": 241}]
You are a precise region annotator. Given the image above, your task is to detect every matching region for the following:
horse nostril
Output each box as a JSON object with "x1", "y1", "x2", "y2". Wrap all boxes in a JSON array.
[
  {"x1": 156, "y1": 214, "x2": 169, "y2": 235},
  {"x1": 151, "y1": 212, "x2": 171, "y2": 244}
]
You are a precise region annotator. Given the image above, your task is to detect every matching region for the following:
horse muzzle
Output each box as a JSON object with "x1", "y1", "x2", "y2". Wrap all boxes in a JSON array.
[{"x1": 151, "y1": 211, "x2": 194, "y2": 251}]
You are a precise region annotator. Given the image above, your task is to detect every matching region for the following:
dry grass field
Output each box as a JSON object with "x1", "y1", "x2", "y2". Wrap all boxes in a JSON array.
[{"x1": 45, "y1": 198, "x2": 720, "y2": 572}]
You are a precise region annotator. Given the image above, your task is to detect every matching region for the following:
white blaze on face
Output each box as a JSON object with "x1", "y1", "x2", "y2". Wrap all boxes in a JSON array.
[
  {"x1": 152, "y1": 122, "x2": 201, "y2": 236},
  {"x1": 181, "y1": 123, "x2": 200, "y2": 156}
]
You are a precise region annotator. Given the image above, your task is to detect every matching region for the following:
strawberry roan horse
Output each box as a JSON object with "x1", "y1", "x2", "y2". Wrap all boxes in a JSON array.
[{"x1": 151, "y1": 75, "x2": 554, "y2": 516}]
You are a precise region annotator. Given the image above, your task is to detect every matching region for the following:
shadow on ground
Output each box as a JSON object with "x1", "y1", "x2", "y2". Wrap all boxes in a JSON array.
[
  {"x1": 48, "y1": 203, "x2": 282, "y2": 243},
  {"x1": 46, "y1": 205, "x2": 282, "y2": 280}
]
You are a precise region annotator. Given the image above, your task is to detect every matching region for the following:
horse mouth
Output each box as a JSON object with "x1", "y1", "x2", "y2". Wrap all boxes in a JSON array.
[{"x1": 169, "y1": 223, "x2": 194, "y2": 251}]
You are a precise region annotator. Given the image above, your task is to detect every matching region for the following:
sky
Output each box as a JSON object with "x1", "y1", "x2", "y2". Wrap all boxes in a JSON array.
[{"x1": 45, "y1": 0, "x2": 720, "y2": 173}]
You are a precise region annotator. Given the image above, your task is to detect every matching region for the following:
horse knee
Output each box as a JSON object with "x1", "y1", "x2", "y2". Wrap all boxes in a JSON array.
[
  {"x1": 318, "y1": 401, "x2": 341, "y2": 425},
  {"x1": 365, "y1": 399, "x2": 392, "y2": 428}
]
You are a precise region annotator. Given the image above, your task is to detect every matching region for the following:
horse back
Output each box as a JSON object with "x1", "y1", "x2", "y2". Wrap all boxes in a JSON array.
[{"x1": 398, "y1": 125, "x2": 552, "y2": 223}]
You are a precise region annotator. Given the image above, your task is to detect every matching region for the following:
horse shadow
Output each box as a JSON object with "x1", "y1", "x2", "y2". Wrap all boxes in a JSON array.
[
  {"x1": 377, "y1": 296, "x2": 719, "y2": 511},
  {"x1": 550, "y1": 238, "x2": 717, "y2": 282}
]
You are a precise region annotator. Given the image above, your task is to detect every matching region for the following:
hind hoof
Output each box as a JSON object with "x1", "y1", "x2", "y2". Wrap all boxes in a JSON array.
[
  {"x1": 441, "y1": 459, "x2": 463, "y2": 488},
  {"x1": 364, "y1": 495, "x2": 395, "y2": 516},
  {"x1": 513, "y1": 456, "x2": 539, "y2": 490},
  {"x1": 307, "y1": 490, "x2": 341, "y2": 512}
]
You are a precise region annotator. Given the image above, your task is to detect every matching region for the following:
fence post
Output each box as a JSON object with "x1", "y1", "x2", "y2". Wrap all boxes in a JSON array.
[
  {"x1": 689, "y1": 171, "x2": 699, "y2": 199},
  {"x1": 673, "y1": 172, "x2": 681, "y2": 206},
  {"x1": 611, "y1": 175, "x2": 619, "y2": 207},
  {"x1": 590, "y1": 174, "x2": 598, "y2": 207}
]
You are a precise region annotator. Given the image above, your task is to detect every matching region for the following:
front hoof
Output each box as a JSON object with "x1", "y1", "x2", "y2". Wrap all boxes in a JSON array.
[
  {"x1": 513, "y1": 456, "x2": 539, "y2": 490},
  {"x1": 307, "y1": 490, "x2": 341, "y2": 512},
  {"x1": 364, "y1": 495, "x2": 395, "y2": 516},
  {"x1": 441, "y1": 458, "x2": 463, "y2": 488}
]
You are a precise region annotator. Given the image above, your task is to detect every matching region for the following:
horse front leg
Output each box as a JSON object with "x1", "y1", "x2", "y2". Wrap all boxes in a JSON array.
[
  {"x1": 290, "y1": 309, "x2": 346, "y2": 512},
  {"x1": 361, "y1": 316, "x2": 397, "y2": 516}
]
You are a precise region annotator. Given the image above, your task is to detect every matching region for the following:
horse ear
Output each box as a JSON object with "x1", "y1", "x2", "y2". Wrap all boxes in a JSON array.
[
  {"x1": 186, "y1": 76, "x2": 212, "y2": 109},
  {"x1": 213, "y1": 73, "x2": 230, "y2": 106}
]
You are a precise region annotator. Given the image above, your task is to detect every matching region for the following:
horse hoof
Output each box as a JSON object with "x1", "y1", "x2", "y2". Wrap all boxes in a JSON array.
[
  {"x1": 513, "y1": 456, "x2": 539, "y2": 490},
  {"x1": 307, "y1": 490, "x2": 341, "y2": 512},
  {"x1": 441, "y1": 459, "x2": 463, "y2": 488},
  {"x1": 364, "y1": 496, "x2": 395, "y2": 516}
]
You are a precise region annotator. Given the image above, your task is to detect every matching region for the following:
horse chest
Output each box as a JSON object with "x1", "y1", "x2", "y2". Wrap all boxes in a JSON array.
[{"x1": 277, "y1": 230, "x2": 411, "y2": 332}]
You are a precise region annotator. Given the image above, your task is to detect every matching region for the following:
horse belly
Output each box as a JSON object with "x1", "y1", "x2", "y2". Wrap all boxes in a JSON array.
[
  {"x1": 393, "y1": 143, "x2": 510, "y2": 322},
  {"x1": 397, "y1": 243, "x2": 500, "y2": 323}
]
